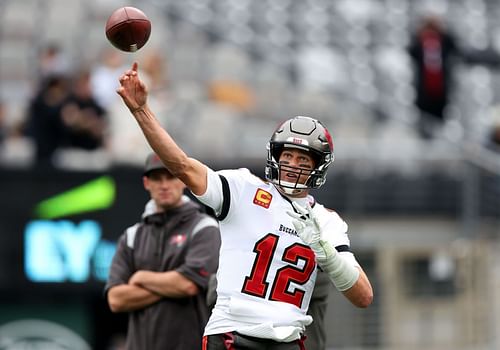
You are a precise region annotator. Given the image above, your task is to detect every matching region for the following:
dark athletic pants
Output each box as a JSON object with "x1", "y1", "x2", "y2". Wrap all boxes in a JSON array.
[{"x1": 203, "y1": 332, "x2": 306, "y2": 350}]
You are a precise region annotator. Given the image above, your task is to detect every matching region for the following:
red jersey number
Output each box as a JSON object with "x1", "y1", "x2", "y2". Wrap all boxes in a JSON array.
[{"x1": 241, "y1": 234, "x2": 316, "y2": 308}]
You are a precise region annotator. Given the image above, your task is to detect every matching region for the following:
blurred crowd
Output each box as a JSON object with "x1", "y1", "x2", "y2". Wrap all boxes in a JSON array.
[
  {"x1": 2, "y1": 13, "x2": 500, "y2": 172},
  {"x1": 0, "y1": 43, "x2": 174, "y2": 170},
  {"x1": 408, "y1": 15, "x2": 500, "y2": 143},
  {"x1": 0, "y1": 39, "x2": 258, "y2": 171}
]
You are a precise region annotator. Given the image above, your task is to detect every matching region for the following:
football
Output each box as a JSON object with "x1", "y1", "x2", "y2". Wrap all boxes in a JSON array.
[{"x1": 105, "y1": 7, "x2": 151, "y2": 52}]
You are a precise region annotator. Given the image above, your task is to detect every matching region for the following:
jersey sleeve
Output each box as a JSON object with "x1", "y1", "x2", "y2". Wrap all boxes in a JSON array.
[
  {"x1": 104, "y1": 228, "x2": 137, "y2": 295},
  {"x1": 193, "y1": 167, "x2": 224, "y2": 215},
  {"x1": 176, "y1": 216, "x2": 221, "y2": 289},
  {"x1": 193, "y1": 168, "x2": 250, "y2": 221},
  {"x1": 322, "y1": 211, "x2": 351, "y2": 248},
  {"x1": 320, "y1": 210, "x2": 361, "y2": 268}
]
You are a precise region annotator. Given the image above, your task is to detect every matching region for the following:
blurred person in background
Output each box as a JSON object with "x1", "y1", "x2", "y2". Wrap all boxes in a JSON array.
[
  {"x1": 408, "y1": 15, "x2": 459, "y2": 139},
  {"x1": 37, "y1": 42, "x2": 71, "y2": 79},
  {"x1": 90, "y1": 48, "x2": 128, "y2": 111},
  {"x1": 105, "y1": 152, "x2": 221, "y2": 350},
  {"x1": 24, "y1": 74, "x2": 70, "y2": 167},
  {"x1": 409, "y1": 14, "x2": 500, "y2": 139},
  {"x1": 60, "y1": 70, "x2": 107, "y2": 151},
  {"x1": 116, "y1": 62, "x2": 373, "y2": 349},
  {"x1": 141, "y1": 48, "x2": 168, "y2": 93}
]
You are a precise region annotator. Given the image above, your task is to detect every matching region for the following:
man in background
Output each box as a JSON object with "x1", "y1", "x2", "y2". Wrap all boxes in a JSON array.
[
  {"x1": 408, "y1": 15, "x2": 459, "y2": 139},
  {"x1": 409, "y1": 14, "x2": 500, "y2": 139},
  {"x1": 105, "y1": 153, "x2": 221, "y2": 350}
]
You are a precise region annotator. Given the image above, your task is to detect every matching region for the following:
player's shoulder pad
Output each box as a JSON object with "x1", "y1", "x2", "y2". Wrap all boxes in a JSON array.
[
  {"x1": 237, "y1": 167, "x2": 264, "y2": 184},
  {"x1": 125, "y1": 223, "x2": 141, "y2": 249},
  {"x1": 217, "y1": 167, "x2": 251, "y2": 178},
  {"x1": 317, "y1": 203, "x2": 342, "y2": 219},
  {"x1": 325, "y1": 207, "x2": 340, "y2": 216},
  {"x1": 315, "y1": 203, "x2": 348, "y2": 233},
  {"x1": 217, "y1": 168, "x2": 262, "y2": 185},
  {"x1": 192, "y1": 215, "x2": 219, "y2": 237}
]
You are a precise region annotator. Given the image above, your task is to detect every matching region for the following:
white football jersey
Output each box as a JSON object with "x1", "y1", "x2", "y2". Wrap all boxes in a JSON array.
[{"x1": 196, "y1": 168, "x2": 357, "y2": 342}]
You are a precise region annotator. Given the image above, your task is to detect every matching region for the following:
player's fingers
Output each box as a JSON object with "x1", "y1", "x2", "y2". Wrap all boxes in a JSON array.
[
  {"x1": 305, "y1": 203, "x2": 317, "y2": 219},
  {"x1": 132, "y1": 61, "x2": 138, "y2": 72},
  {"x1": 119, "y1": 74, "x2": 131, "y2": 85}
]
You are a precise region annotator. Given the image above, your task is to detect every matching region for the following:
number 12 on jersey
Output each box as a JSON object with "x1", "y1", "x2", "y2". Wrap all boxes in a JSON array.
[{"x1": 241, "y1": 233, "x2": 316, "y2": 308}]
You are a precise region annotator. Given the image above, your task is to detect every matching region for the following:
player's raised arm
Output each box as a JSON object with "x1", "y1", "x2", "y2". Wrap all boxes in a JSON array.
[{"x1": 116, "y1": 62, "x2": 208, "y2": 195}]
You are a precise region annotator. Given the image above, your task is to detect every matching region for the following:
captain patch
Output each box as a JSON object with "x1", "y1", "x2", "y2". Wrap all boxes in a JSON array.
[{"x1": 253, "y1": 188, "x2": 272, "y2": 209}]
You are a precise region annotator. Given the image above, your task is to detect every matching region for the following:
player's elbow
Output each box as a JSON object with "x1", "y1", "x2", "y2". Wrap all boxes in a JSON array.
[
  {"x1": 358, "y1": 294, "x2": 373, "y2": 308},
  {"x1": 353, "y1": 290, "x2": 374, "y2": 308},
  {"x1": 343, "y1": 285, "x2": 373, "y2": 308},
  {"x1": 349, "y1": 268, "x2": 373, "y2": 308}
]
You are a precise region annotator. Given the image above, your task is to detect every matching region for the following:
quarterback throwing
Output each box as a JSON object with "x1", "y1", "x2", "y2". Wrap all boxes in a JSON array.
[{"x1": 117, "y1": 62, "x2": 373, "y2": 350}]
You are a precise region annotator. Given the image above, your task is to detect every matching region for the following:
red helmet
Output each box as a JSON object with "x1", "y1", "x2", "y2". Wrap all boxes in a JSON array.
[{"x1": 265, "y1": 116, "x2": 334, "y2": 192}]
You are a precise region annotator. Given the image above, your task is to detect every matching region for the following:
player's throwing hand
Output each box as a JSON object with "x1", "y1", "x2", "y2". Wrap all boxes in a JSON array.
[{"x1": 116, "y1": 62, "x2": 148, "y2": 113}]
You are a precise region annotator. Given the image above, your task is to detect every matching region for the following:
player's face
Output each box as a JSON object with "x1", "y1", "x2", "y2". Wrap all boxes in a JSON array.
[
  {"x1": 278, "y1": 148, "x2": 315, "y2": 187},
  {"x1": 143, "y1": 169, "x2": 186, "y2": 210}
]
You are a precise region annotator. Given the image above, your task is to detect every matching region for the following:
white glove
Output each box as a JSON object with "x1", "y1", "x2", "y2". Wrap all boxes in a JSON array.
[
  {"x1": 287, "y1": 202, "x2": 359, "y2": 292},
  {"x1": 287, "y1": 202, "x2": 330, "y2": 261}
]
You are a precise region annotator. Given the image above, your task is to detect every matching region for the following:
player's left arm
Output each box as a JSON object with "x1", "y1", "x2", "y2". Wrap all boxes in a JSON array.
[
  {"x1": 288, "y1": 203, "x2": 373, "y2": 308},
  {"x1": 322, "y1": 244, "x2": 373, "y2": 308},
  {"x1": 341, "y1": 266, "x2": 373, "y2": 308}
]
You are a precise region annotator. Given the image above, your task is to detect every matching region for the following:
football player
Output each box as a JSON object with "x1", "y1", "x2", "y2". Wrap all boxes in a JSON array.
[{"x1": 117, "y1": 62, "x2": 373, "y2": 350}]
